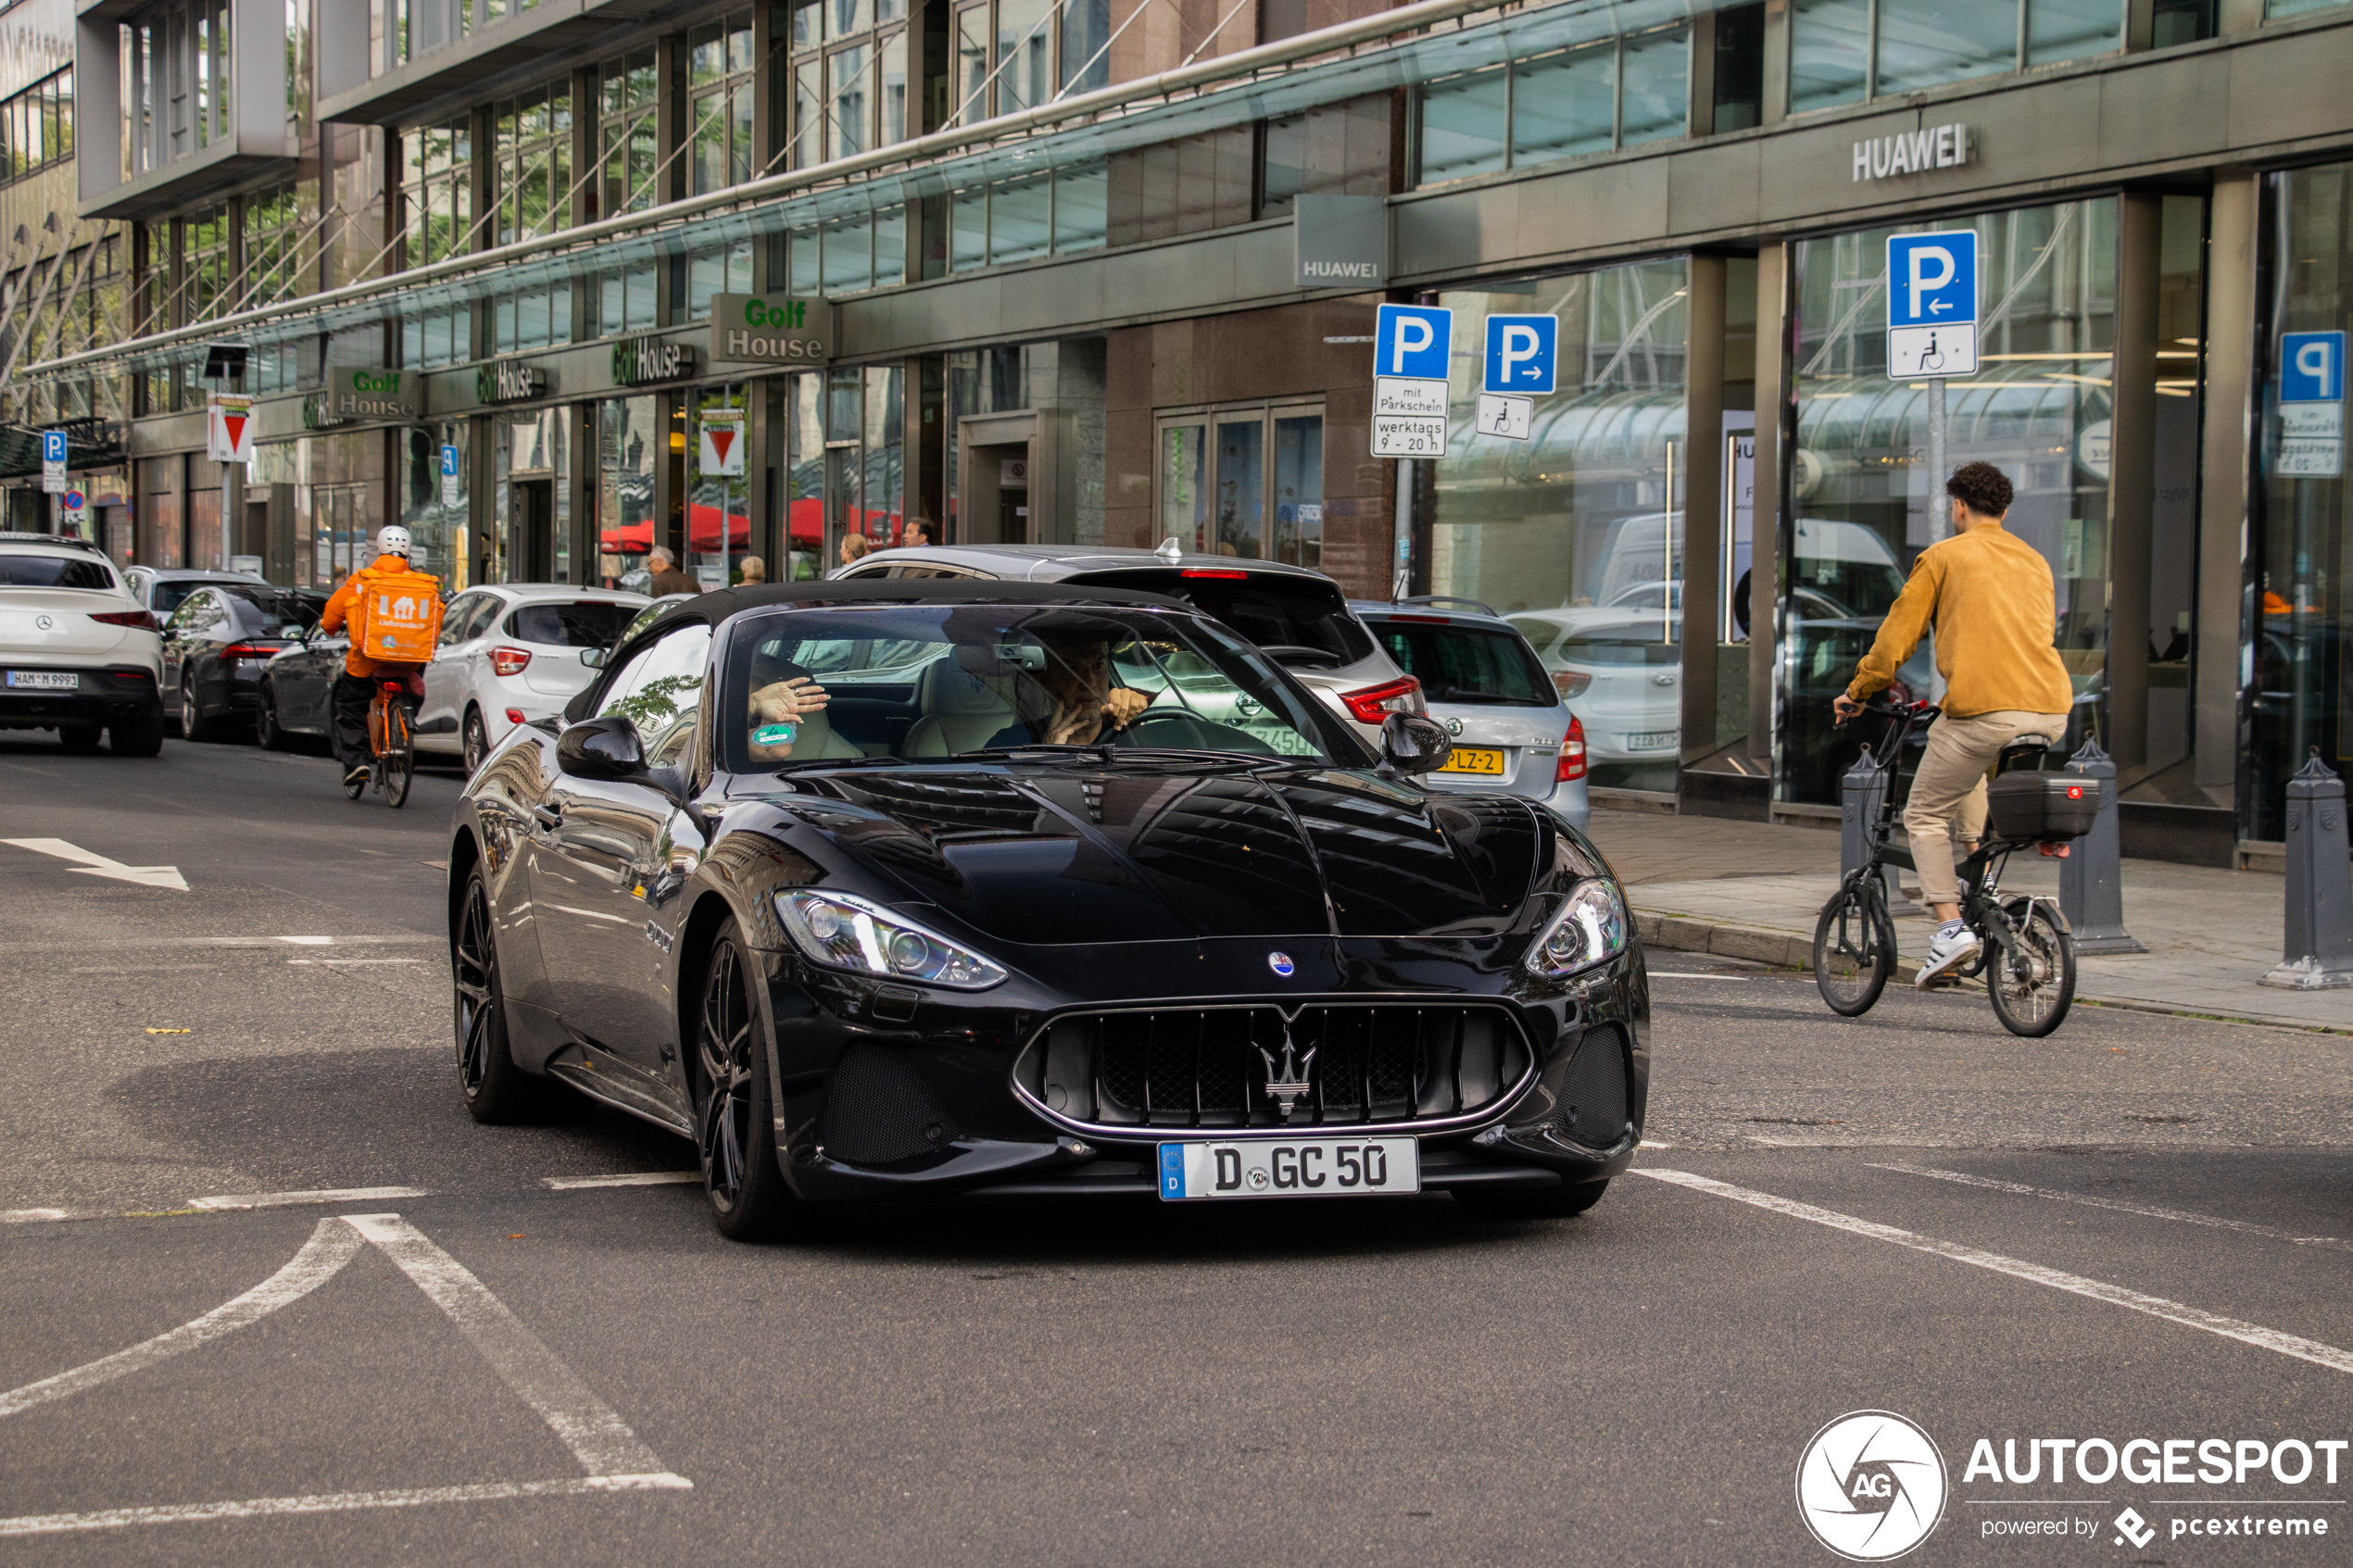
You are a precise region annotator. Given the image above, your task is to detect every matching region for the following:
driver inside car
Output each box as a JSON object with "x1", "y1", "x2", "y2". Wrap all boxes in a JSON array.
[
  {"x1": 988, "y1": 631, "x2": 1153, "y2": 748},
  {"x1": 746, "y1": 654, "x2": 831, "y2": 762}
]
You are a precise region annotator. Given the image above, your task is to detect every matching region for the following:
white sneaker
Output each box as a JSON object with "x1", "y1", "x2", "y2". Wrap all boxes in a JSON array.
[{"x1": 1915, "y1": 920, "x2": 1980, "y2": 988}]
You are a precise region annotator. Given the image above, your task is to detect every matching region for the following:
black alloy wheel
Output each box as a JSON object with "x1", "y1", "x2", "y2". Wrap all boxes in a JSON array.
[
  {"x1": 1813, "y1": 879, "x2": 1894, "y2": 1016},
  {"x1": 696, "y1": 925, "x2": 795, "y2": 1241},
  {"x1": 255, "y1": 685, "x2": 291, "y2": 750},
  {"x1": 462, "y1": 709, "x2": 490, "y2": 774},
  {"x1": 453, "y1": 866, "x2": 542, "y2": 1122},
  {"x1": 180, "y1": 677, "x2": 217, "y2": 742},
  {"x1": 57, "y1": 724, "x2": 104, "y2": 753}
]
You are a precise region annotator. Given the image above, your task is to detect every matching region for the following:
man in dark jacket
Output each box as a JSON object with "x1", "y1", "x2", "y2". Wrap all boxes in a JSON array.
[{"x1": 647, "y1": 546, "x2": 700, "y2": 597}]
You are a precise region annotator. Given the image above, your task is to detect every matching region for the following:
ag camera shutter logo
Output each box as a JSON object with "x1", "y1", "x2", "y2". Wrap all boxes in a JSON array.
[{"x1": 1796, "y1": 1411, "x2": 1947, "y2": 1561}]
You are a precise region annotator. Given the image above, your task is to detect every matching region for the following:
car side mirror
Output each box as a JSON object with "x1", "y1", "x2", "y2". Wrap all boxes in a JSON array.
[
  {"x1": 580, "y1": 646, "x2": 609, "y2": 670},
  {"x1": 1378, "y1": 711, "x2": 1453, "y2": 777},
  {"x1": 556, "y1": 715, "x2": 649, "y2": 782}
]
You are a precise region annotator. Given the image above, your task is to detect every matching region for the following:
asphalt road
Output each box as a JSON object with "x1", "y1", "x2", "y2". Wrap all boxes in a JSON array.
[{"x1": 2, "y1": 726, "x2": 2350, "y2": 1566}]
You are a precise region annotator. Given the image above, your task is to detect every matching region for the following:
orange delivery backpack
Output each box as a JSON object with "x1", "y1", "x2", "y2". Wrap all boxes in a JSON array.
[{"x1": 352, "y1": 562, "x2": 446, "y2": 663}]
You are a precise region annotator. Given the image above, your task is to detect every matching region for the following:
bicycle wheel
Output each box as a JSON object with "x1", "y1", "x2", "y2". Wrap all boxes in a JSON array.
[
  {"x1": 1987, "y1": 897, "x2": 2076, "y2": 1037},
  {"x1": 382, "y1": 705, "x2": 415, "y2": 809},
  {"x1": 1813, "y1": 878, "x2": 1894, "y2": 1017}
]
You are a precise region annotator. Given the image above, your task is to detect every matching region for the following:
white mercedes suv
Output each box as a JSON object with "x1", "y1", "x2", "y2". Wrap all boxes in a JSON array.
[{"x1": 0, "y1": 533, "x2": 167, "y2": 755}]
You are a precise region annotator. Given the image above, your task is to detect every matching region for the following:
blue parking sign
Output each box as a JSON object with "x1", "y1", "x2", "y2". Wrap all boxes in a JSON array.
[
  {"x1": 1886, "y1": 231, "x2": 1978, "y2": 329},
  {"x1": 441, "y1": 445, "x2": 460, "y2": 478},
  {"x1": 1375, "y1": 303, "x2": 1453, "y2": 381},
  {"x1": 41, "y1": 431, "x2": 67, "y2": 465},
  {"x1": 1482, "y1": 314, "x2": 1557, "y2": 395},
  {"x1": 2281, "y1": 331, "x2": 2345, "y2": 403}
]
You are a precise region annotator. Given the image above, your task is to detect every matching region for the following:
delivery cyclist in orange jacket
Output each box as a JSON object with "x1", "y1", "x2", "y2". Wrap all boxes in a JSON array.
[{"x1": 319, "y1": 525, "x2": 434, "y2": 791}]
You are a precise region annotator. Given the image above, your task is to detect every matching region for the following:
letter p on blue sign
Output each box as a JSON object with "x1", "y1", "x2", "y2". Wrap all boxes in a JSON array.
[
  {"x1": 2282, "y1": 331, "x2": 2345, "y2": 403},
  {"x1": 1376, "y1": 303, "x2": 1453, "y2": 380},
  {"x1": 1483, "y1": 314, "x2": 1557, "y2": 395}
]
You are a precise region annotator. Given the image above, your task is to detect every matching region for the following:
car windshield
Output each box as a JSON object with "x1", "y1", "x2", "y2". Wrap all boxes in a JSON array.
[
  {"x1": 718, "y1": 605, "x2": 1359, "y2": 776},
  {"x1": 222, "y1": 585, "x2": 323, "y2": 635},
  {"x1": 1, "y1": 554, "x2": 115, "y2": 590},
  {"x1": 1371, "y1": 620, "x2": 1553, "y2": 706},
  {"x1": 1060, "y1": 569, "x2": 1376, "y2": 666},
  {"x1": 508, "y1": 600, "x2": 637, "y2": 647}
]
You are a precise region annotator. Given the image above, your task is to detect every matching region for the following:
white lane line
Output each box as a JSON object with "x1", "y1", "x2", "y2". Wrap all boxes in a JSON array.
[
  {"x1": 278, "y1": 935, "x2": 335, "y2": 946},
  {"x1": 287, "y1": 958, "x2": 423, "y2": 966},
  {"x1": 1649, "y1": 972, "x2": 1758, "y2": 981},
  {"x1": 1, "y1": 1209, "x2": 69, "y2": 1223},
  {"x1": 1637, "y1": 1169, "x2": 2353, "y2": 1377},
  {"x1": 1869, "y1": 1162, "x2": 2353, "y2": 1254},
  {"x1": 2, "y1": 837, "x2": 188, "y2": 892},
  {"x1": 343, "y1": 1213, "x2": 669, "y2": 1475},
  {"x1": 0, "y1": 1474, "x2": 693, "y2": 1538},
  {"x1": 0, "y1": 1218, "x2": 362, "y2": 1420},
  {"x1": 540, "y1": 1172, "x2": 700, "y2": 1191},
  {"x1": 187, "y1": 1186, "x2": 428, "y2": 1211}
]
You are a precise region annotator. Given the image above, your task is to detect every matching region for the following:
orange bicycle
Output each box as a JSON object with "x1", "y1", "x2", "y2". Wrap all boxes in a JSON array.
[{"x1": 344, "y1": 676, "x2": 418, "y2": 809}]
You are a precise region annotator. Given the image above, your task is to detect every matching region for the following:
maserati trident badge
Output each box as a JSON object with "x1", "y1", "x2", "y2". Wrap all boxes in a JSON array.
[
  {"x1": 1266, "y1": 950, "x2": 1294, "y2": 977},
  {"x1": 1260, "y1": 1023, "x2": 1317, "y2": 1123}
]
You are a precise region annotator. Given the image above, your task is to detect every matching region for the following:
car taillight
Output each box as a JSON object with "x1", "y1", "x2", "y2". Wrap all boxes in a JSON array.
[
  {"x1": 1554, "y1": 669, "x2": 1592, "y2": 698},
  {"x1": 489, "y1": 646, "x2": 533, "y2": 677},
  {"x1": 1179, "y1": 568, "x2": 1249, "y2": 579},
  {"x1": 222, "y1": 642, "x2": 279, "y2": 659},
  {"x1": 1339, "y1": 675, "x2": 1422, "y2": 726},
  {"x1": 1556, "y1": 716, "x2": 1588, "y2": 783},
  {"x1": 505, "y1": 708, "x2": 525, "y2": 725},
  {"x1": 88, "y1": 610, "x2": 159, "y2": 632}
]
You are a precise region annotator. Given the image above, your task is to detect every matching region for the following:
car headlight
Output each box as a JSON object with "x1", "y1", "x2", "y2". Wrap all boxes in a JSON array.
[
  {"x1": 1525, "y1": 880, "x2": 1628, "y2": 979},
  {"x1": 774, "y1": 890, "x2": 1007, "y2": 990}
]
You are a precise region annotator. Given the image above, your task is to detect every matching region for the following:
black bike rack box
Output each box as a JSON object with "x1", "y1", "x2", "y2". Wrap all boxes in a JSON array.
[{"x1": 1987, "y1": 772, "x2": 2099, "y2": 841}]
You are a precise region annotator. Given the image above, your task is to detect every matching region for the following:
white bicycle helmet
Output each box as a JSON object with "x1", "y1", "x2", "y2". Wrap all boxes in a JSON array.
[{"x1": 377, "y1": 525, "x2": 412, "y2": 558}]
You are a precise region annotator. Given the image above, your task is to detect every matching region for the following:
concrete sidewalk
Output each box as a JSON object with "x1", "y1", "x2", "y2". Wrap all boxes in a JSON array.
[{"x1": 1581, "y1": 809, "x2": 2353, "y2": 1033}]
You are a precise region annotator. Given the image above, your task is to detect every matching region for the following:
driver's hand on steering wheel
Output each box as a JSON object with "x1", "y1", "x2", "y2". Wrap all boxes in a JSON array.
[
  {"x1": 1101, "y1": 687, "x2": 1151, "y2": 730},
  {"x1": 1832, "y1": 694, "x2": 1866, "y2": 721}
]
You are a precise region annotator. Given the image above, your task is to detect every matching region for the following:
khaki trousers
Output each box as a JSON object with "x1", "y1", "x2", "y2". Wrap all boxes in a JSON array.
[{"x1": 1902, "y1": 709, "x2": 2071, "y2": 905}]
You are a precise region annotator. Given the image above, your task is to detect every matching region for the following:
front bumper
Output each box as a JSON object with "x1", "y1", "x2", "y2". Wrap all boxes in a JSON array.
[
  {"x1": 0, "y1": 666, "x2": 164, "y2": 727},
  {"x1": 753, "y1": 937, "x2": 1649, "y2": 1206}
]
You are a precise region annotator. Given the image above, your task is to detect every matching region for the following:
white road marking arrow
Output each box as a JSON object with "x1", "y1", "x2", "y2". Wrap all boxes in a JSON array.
[{"x1": 4, "y1": 837, "x2": 188, "y2": 892}]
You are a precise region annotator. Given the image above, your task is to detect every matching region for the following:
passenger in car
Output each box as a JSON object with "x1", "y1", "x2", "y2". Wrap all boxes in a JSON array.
[
  {"x1": 747, "y1": 653, "x2": 832, "y2": 763},
  {"x1": 988, "y1": 632, "x2": 1153, "y2": 747}
]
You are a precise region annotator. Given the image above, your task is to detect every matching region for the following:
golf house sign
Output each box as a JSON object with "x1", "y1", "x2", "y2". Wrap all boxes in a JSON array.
[{"x1": 711, "y1": 294, "x2": 829, "y2": 366}]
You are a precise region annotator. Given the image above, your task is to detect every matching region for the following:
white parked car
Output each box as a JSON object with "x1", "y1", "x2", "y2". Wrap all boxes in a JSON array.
[
  {"x1": 0, "y1": 533, "x2": 167, "y2": 756},
  {"x1": 417, "y1": 584, "x2": 650, "y2": 771}
]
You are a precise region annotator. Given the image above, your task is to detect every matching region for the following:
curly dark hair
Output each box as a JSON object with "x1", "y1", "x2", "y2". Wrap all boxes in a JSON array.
[{"x1": 1944, "y1": 460, "x2": 2014, "y2": 519}]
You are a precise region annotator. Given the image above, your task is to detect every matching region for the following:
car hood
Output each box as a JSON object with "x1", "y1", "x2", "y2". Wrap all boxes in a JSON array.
[{"x1": 763, "y1": 763, "x2": 1550, "y2": 944}]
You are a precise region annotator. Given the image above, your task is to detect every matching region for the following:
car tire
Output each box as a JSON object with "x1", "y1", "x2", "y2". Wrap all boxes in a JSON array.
[
  {"x1": 462, "y1": 708, "x2": 489, "y2": 774},
  {"x1": 453, "y1": 864, "x2": 547, "y2": 1123},
  {"x1": 180, "y1": 678, "x2": 217, "y2": 743},
  {"x1": 255, "y1": 685, "x2": 292, "y2": 750},
  {"x1": 58, "y1": 724, "x2": 104, "y2": 753},
  {"x1": 696, "y1": 922, "x2": 796, "y2": 1242},
  {"x1": 109, "y1": 712, "x2": 165, "y2": 757},
  {"x1": 1454, "y1": 1178, "x2": 1610, "y2": 1219}
]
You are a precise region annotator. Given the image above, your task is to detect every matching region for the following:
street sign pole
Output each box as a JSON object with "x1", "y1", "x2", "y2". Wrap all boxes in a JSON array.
[{"x1": 1927, "y1": 378, "x2": 1947, "y2": 542}]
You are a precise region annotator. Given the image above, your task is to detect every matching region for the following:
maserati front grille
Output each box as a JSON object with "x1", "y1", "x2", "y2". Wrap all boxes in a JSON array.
[{"x1": 1012, "y1": 1002, "x2": 1534, "y2": 1136}]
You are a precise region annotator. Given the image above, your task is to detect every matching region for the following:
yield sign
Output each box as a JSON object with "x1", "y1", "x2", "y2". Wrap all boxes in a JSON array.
[
  {"x1": 698, "y1": 409, "x2": 745, "y2": 477},
  {"x1": 207, "y1": 394, "x2": 255, "y2": 463},
  {"x1": 6, "y1": 837, "x2": 189, "y2": 891}
]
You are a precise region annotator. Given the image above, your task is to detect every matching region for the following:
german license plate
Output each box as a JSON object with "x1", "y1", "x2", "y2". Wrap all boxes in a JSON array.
[
  {"x1": 1436, "y1": 746, "x2": 1504, "y2": 775},
  {"x1": 5, "y1": 671, "x2": 76, "y2": 691},
  {"x1": 1623, "y1": 729, "x2": 1677, "y2": 751},
  {"x1": 1157, "y1": 1137, "x2": 1420, "y2": 1199}
]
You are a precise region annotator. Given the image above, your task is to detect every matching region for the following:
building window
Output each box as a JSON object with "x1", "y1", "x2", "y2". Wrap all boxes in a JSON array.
[
  {"x1": 492, "y1": 284, "x2": 569, "y2": 352},
  {"x1": 789, "y1": 0, "x2": 911, "y2": 166},
  {"x1": 1710, "y1": 4, "x2": 1766, "y2": 132},
  {"x1": 1, "y1": 69, "x2": 73, "y2": 183},
  {"x1": 1791, "y1": 0, "x2": 2125, "y2": 113},
  {"x1": 182, "y1": 205, "x2": 232, "y2": 322},
  {"x1": 120, "y1": 0, "x2": 230, "y2": 174},
  {"x1": 1156, "y1": 404, "x2": 1325, "y2": 568},
  {"x1": 598, "y1": 49, "x2": 659, "y2": 218},
  {"x1": 401, "y1": 118, "x2": 473, "y2": 268},
  {"x1": 495, "y1": 82, "x2": 572, "y2": 245},
  {"x1": 947, "y1": 0, "x2": 1095, "y2": 125},
  {"x1": 1258, "y1": 97, "x2": 1390, "y2": 221},
  {"x1": 389, "y1": 0, "x2": 541, "y2": 69},
  {"x1": 1416, "y1": 24, "x2": 1690, "y2": 186},
  {"x1": 686, "y1": 14, "x2": 756, "y2": 194},
  {"x1": 943, "y1": 160, "x2": 1107, "y2": 273},
  {"x1": 243, "y1": 182, "x2": 318, "y2": 309},
  {"x1": 402, "y1": 307, "x2": 471, "y2": 367}
]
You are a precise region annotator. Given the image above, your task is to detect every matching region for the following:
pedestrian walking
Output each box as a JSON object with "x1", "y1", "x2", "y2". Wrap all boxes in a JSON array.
[
  {"x1": 839, "y1": 533, "x2": 869, "y2": 568},
  {"x1": 737, "y1": 555, "x2": 766, "y2": 585},
  {"x1": 647, "y1": 546, "x2": 700, "y2": 596},
  {"x1": 905, "y1": 518, "x2": 934, "y2": 548},
  {"x1": 1832, "y1": 461, "x2": 2075, "y2": 985}
]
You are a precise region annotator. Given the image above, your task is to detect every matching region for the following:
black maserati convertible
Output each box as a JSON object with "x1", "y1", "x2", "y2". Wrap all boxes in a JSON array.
[{"x1": 446, "y1": 579, "x2": 1647, "y2": 1239}]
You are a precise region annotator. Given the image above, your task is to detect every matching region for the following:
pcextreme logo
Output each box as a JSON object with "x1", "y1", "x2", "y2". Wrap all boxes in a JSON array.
[{"x1": 1797, "y1": 1411, "x2": 1949, "y2": 1562}]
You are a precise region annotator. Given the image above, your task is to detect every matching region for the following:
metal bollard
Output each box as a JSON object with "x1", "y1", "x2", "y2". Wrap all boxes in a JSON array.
[
  {"x1": 2060, "y1": 737, "x2": 2145, "y2": 955},
  {"x1": 2261, "y1": 750, "x2": 2353, "y2": 990},
  {"x1": 1841, "y1": 748, "x2": 1900, "y2": 901}
]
